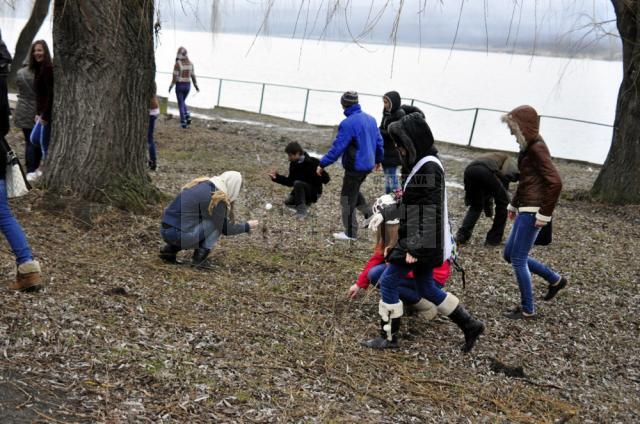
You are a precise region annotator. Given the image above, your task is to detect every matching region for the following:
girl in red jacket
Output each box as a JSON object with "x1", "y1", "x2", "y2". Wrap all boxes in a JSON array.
[{"x1": 347, "y1": 194, "x2": 452, "y2": 320}]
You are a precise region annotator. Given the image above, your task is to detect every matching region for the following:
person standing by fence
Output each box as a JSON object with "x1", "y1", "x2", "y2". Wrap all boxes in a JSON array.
[
  {"x1": 148, "y1": 82, "x2": 159, "y2": 171},
  {"x1": 501, "y1": 105, "x2": 567, "y2": 320},
  {"x1": 316, "y1": 91, "x2": 383, "y2": 241},
  {"x1": 168, "y1": 47, "x2": 199, "y2": 129},
  {"x1": 0, "y1": 32, "x2": 43, "y2": 292}
]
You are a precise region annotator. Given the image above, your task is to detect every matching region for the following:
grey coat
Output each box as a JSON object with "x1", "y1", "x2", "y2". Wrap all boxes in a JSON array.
[{"x1": 14, "y1": 65, "x2": 37, "y2": 130}]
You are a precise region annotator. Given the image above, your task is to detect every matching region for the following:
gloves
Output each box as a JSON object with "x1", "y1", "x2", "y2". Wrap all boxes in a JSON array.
[
  {"x1": 368, "y1": 213, "x2": 384, "y2": 231},
  {"x1": 194, "y1": 85, "x2": 200, "y2": 92}
]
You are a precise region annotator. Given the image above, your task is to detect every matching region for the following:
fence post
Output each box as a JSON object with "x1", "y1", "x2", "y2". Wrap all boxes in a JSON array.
[
  {"x1": 411, "y1": 99, "x2": 415, "y2": 106},
  {"x1": 468, "y1": 108, "x2": 479, "y2": 147},
  {"x1": 216, "y1": 79, "x2": 223, "y2": 107},
  {"x1": 259, "y1": 83, "x2": 266, "y2": 114},
  {"x1": 302, "y1": 89, "x2": 310, "y2": 123}
]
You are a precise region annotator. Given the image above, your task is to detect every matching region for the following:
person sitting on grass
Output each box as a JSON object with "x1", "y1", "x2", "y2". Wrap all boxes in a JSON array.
[
  {"x1": 347, "y1": 194, "x2": 452, "y2": 321},
  {"x1": 268, "y1": 142, "x2": 330, "y2": 219},
  {"x1": 159, "y1": 171, "x2": 259, "y2": 268}
]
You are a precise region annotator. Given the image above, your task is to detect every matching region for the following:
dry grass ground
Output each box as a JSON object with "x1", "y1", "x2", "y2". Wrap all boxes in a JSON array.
[{"x1": 1, "y1": 110, "x2": 638, "y2": 422}]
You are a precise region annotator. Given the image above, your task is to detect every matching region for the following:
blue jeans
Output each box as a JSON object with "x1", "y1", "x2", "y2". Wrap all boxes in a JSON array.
[
  {"x1": 22, "y1": 128, "x2": 41, "y2": 173},
  {"x1": 383, "y1": 166, "x2": 399, "y2": 194},
  {"x1": 0, "y1": 180, "x2": 34, "y2": 265},
  {"x1": 175, "y1": 82, "x2": 191, "y2": 123},
  {"x1": 161, "y1": 219, "x2": 221, "y2": 251},
  {"x1": 148, "y1": 115, "x2": 157, "y2": 164},
  {"x1": 503, "y1": 213, "x2": 560, "y2": 313},
  {"x1": 30, "y1": 120, "x2": 51, "y2": 159},
  {"x1": 368, "y1": 263, "x2": 422, "y2": 304},
  {"x1": 378, "y1": 263, "x2": 447, "y2": 306}
]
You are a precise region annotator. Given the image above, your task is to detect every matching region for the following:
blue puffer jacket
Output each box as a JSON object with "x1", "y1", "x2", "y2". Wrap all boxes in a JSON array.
[{"x1": 319, "y1": 104, "x2": 384, "y2": 172}]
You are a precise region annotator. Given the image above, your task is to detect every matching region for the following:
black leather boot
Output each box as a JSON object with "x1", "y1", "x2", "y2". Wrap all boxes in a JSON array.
[
  {"x1": 361, "y1": 318, "x2": 400, "y2": 349},
  {"x1": 448, "y1": 305, "x2": 485, "y2": 353},
  {"x1": 159, "y1": 244, "x2": 180, "y2": 263},
  {"x1": 192, "y1": 248, "x2": 213, "y2": 269}
]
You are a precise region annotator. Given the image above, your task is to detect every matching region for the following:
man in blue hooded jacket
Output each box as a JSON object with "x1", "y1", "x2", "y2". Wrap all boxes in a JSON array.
[{"x1": 317, "y1": 91, "x2": 384, "y2": 240}]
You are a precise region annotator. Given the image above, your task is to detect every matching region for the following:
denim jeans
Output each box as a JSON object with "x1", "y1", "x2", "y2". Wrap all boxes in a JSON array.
[
  {"x1": 0, "y1": 180, "x2": 34, "y2": 265},
  {"x1": 340, "y1": 171, "x2": 372, "y2": 238},
  {"x1": 175, "y1": 82, "x2": 191, "y2": 123},
  {"x1": 368, "y1": 263, "x2": 421, "y2": 304},
  {"x1": 503, "y1": 212, "x2": 560, "y2": 313},
  {"x1": 30, "y1": 120, "x2": 51, "y2": 159},
  {"x1": 148, "y1": 115, "x2": 157, "y2": 165},
  {"x1": 22, "y1": 128, "x2": 41, "y2": 173},
  {"x1": 161, "y1": 219, "x2": 221, "y2": 251},
  {"x1": 378, "y1": 262, "x2": 447, "y2": 306},
  {"x1": 383, "y1": 166, "x2": 399, "y2": 194}
]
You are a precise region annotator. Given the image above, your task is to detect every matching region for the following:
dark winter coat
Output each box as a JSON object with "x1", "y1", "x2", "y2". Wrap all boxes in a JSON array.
[
  {"x1": 161, "y1": 181, "x2": 250, "y2": 235},
  {"x1": 468, "y1": 152, "x2": 519, "y2": 186},
  {"x1": 319, "y1": 104, "x2": 384, "y2": 172},
  {"x1": 382, "y1": 113, "x2": 445, "y2": 268},
  {"x1": 0, "y1": 34, "x2": 11, "y2": 181},
  {"x1": 14, "y1": 65, "x2": 37, "y2": 129},
  {"x1": 34, "y1": 62, "x2": 53, "y2": 123},
  {"x1": 272, "y1": 152, "x2": 330, "y2": 203},
  {"x1": 380, "y1": 91, "x2": 404, "y2": 168},
  {"x1": 502, "y1": 106, "x2": 562, "y2": 220}
]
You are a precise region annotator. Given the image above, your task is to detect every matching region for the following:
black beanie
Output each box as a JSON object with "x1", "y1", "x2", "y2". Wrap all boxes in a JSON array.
[{"x1": 340, "y1": 91, "x2": 359, "y2": 108}]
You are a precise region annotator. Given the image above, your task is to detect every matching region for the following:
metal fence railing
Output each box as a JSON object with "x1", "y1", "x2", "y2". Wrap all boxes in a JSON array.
[{"x1": 157, "y1": 70, "x2": 613, "y2": 162}]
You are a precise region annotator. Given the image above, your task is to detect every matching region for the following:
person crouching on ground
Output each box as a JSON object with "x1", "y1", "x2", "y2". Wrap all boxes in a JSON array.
[
  {"x1": 455, "y1": 152, "x2": 519, "y2": 246},
  {"x1": 347, "y1": 194, "x2": 452, "y2": 321},
  {"x1": 159, "y1": 171, "x2": 259, "y2": 268},
  {"x1": 361, "y1": 112, "x2": 484, "y2": 352},
  {"x1": 268, "y1": 142, "x2": 330, "y2": 219},
  {"x1": 501, "y1": 106, "x2": 566, "y2": 320}
]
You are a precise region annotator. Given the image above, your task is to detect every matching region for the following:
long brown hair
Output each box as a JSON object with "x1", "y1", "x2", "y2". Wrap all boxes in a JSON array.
[
  {"x1": 182, "y1": 177, "x2": 232, "y2": 215},
  {"x1": 375, "y1": 224, "x2": 399, "y2": 255},
  {"x1": 28, "y1": 40, "x2": 52, "y2": 72}
]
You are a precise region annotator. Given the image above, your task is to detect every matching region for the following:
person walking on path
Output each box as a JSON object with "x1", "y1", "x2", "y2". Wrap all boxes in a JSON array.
[
  {"x1": 148, "y1": 82, "x2": 160, "y2": 171},
  {"x1": 379, "y1": 91, "x2": 405, "y2": 194},
  {"x1": 501, "y1": 105, "x2": 567, "y2": 320},
  {"x1": 0, "y1": 33, "x2": 43, "y2": 291},
  {"x1": 316, "y1": 91, "x2": 384, "y2": 241},
  {"x1": 13, "y1": 46, "x2": 39, "y2": 179},
  {"x1": 168, "y1": 47, "x2": 199, "y2": 129},
  {"x1": 159, "y1": 171, "x2": 259, "y2": 268},
  {"x1": 455, "y1": 152, "x2": 519, "y2": 246},
  {"x1": 361, "y1": 112, "x2": 484, "y2": 352},
  {"x1": 268, "y1": 142, "x2": 330, "y2": 219},
  {"x1": 29, "y1": 39, "x2": 53, "y2": 180}
]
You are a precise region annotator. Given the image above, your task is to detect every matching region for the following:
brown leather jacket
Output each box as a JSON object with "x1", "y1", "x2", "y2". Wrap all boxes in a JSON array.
[{"x1": 502, "y1": 106, "x2": 562, "y2": 222}]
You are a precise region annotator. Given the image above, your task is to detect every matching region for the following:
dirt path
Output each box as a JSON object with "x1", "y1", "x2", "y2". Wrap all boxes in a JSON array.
[{"x1": 0, "y1": 109, "x2": 638, "y2": 422}]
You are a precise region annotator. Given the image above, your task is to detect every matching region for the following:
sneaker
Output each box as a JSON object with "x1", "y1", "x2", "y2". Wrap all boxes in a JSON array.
[
  {"x1": 544, "y1": 277, "x2": 567, "y2": 301},
  {"x1": 504, "y1": 306, "x2": 538, "y2": 320},
  {"x1": 333, "y1": 232, "x2": 356, "y2": 241},
  {"x1": 26, "y1": 172, "x2": 38, "y2": 182},
  {"x1": 35, "y1": 168, "x2": 43, "y2": 178},
  {"x1": 295, "y1": 211, "x2": 307, "y2": 220}
]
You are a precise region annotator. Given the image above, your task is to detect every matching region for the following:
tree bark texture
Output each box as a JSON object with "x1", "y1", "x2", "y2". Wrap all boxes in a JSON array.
[
  {"x1": 45, "y1": 0, "x2": 158, "y2": 210},
  {"x1": 6, "y1": 0, "x2": 51, "y2": 89},
  {"x1": 592, "y1": 1, "x2": 640, "y2": 204}
]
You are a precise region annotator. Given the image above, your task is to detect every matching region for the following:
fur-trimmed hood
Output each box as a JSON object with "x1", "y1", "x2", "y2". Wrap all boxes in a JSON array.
[
  {"x1": 501, "y1": 105, "x2": 540, "y2": 150},
  {"x1": 388, "y1": 112, "x2": 437, "y2": 170}
]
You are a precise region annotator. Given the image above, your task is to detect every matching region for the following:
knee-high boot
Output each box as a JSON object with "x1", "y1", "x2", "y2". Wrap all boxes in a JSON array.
[{"x1": 437, "y1": 294, "x2": 485, "y2": 353}]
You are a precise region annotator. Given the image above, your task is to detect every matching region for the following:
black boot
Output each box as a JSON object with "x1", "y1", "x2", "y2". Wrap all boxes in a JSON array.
[
  {"x1": 159, "y1": 244, "x2": 180, "y2": 263},
  {"x1": 148, "y1": 160, "x2": 157, "y2": 171},
  {"x1": 448, "y1": 305, "x2": 485, "y2": 353},
  {"x1": 192, "y1": 248, "x2": 214, "y2": 269},
  {"x1": 361, "y1": 318, "x2": 400, "y2": 349}
]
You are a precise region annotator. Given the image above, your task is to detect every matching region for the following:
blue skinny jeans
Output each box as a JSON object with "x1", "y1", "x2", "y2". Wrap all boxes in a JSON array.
[{"x1": 0, "y1": 180, "x2": 34, "y2": 264}]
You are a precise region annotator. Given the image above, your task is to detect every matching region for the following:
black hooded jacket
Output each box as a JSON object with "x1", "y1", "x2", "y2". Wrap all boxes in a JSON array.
[
  {"x1": 379, "y1": 91, "x2": 404, "y2": 167},
  {"x1": 0, "y1": 31, "x2": 13, "y2": 180},
  {"x1": 272, "y1": 152, "x2": 330, "y2": 203},
  {"x1": 382, "y1": 113, "x2": 445, "y2": 268}
]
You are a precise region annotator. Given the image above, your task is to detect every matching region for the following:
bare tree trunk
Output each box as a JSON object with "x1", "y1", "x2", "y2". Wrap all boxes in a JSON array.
[
  {"x1": 44, "y1": 0, "x2": 158, "y2": 211},
  {"x1": 592, "y1": 1, "x2": 640, "y2": 204},
  {"x1": 6, "y1": 0, "x2": 51, "y2": 89}
]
